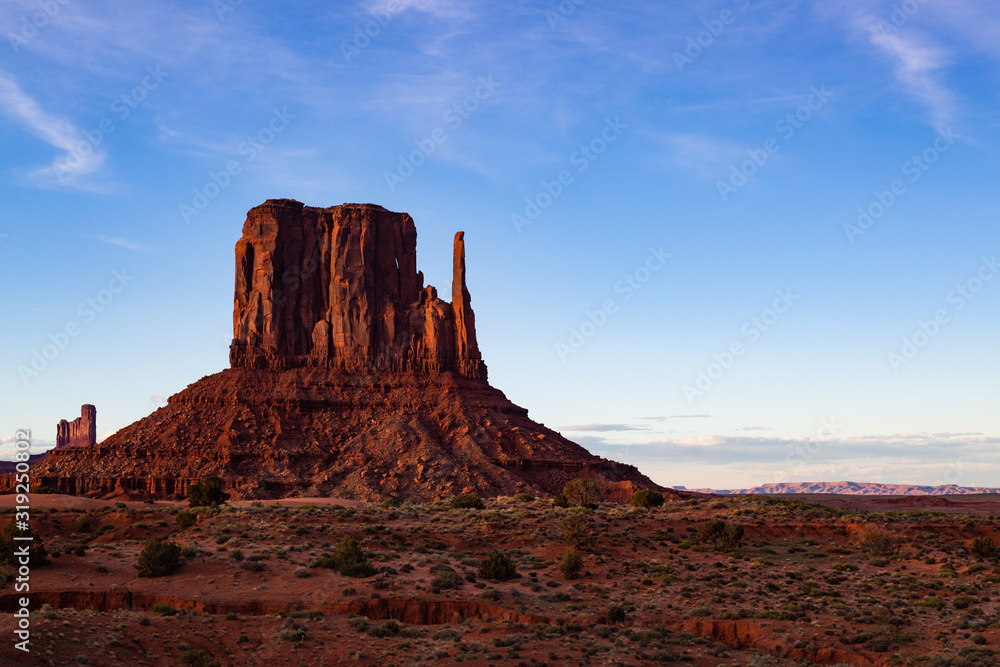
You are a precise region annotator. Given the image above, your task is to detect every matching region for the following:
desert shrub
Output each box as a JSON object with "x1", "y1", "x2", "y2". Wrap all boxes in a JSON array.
[
  {"x1": 605, "y1": 604, "x2": 627, "y2": 624},
  {"x1": 294, "y1": 566, "x2": 309, "y2": 578},
  {"x1": 972, "y1": 536, "x2": 995, "y2": 559},
  {"x1": 560, "y1": 513, "x2": 597, "y2": 550},
  {"x1": 512, "y1": 493, "x2": 534, "y2": 502},
  {"x1": 73, "y1": 515, "x2": 93, "y2": 533},
  {"x1": 478, "y1": 550, "x2": 517, "y2": 581},
  {"x1": 149, "y1": 602, "x2": 177, "y2": 615},
  {"x1": 430, "y1": 565, "x2": 465, "y2": 590},
  {"x1": 230, "y1": 549, "x2": 244, "y2": 561},
  {"x1": 630, "y1": 490, "x2": 664, "y2": 508},
  {"x1": 954, "y1": 595, "x2": 978, "y2": 610},
  {"x1": 240, "y1": 560, "x2": 264, "y2": 572},
  {"x1": 279, "y1": 618, "x2": 307, "y2": 642},
  {"x1": 175, "y1": 511, "x2": 197, "y2": 529},
  {"x1": 31, "y1": 485, "x2": 61, "y2": 494},
  {"x1": 186, "y1": 476, "x2": 230, "y2": 507},
  {"x1": 855, "y1": 525, "x2": 900, "y2": 556},
  {"x1": 0, "y1": 523, "x2": 48, "y2": 568},
  {"x1": 919, "y1": 599, "x2": 946, "y2": 610},
  {"x1": 380, "y1": 498, "x2": 400, "y2": 509},
  {"x1": 313, "y1": 535, "x2": 375, "y2": 577},
  {"x1": 225, "y1": 612, "x2": 238, "y2": 621},
  {"x1": 696, "y1": 519, "x2": 744, "y2": 552},
  {"x1": 180, "y1": 649, "x2": 220, "y2": 667},
  {"x1": 450, "y1": 494, "x2": 485, "y2": 510},
  {"x1": 135, "y1": 538, "x2": 182, "y2": 578},
  {"x1": 559, "y1": 548, "x2": 584, "y2": 579},
  {"x1": 367, "y1": 620, "x2": 400, "y2": 638},
  {"x1": 562, "y1": 478, "x2": 600, "y2": 507},
  {"x1": 552, "y1": 494, "x2": 569, "y2": 508},
  {"x1": 432, "y1": 628, "x2": 460, "y2": 641}
]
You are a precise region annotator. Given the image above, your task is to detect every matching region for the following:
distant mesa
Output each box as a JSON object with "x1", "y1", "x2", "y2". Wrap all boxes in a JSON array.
[
  {"x1": 0, "y1": 404, "x2": 96, "y2": 475},
  {"x1": 696, "y1": 481, "x2": 1000, "y2": 496},
  {"x1": 57, "y1": 404, "x2": 97, "y2": 449},
  {"x1": 14, "y1": 200, "x2": 659, "y2": 502}
]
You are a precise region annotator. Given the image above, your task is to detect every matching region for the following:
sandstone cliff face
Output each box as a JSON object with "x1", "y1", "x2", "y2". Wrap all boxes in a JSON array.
[
  {"x1": 19, "y1": 200, "x2": 661, "y2": 501},
  {"x1": 229, "y1": 200, "x2": 485, "y2": 380}
]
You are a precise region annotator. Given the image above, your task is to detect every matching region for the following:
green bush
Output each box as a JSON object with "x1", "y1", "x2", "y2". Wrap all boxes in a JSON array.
[
  {"x1": 186, "y1": 476, "x2": 230, "y2": 507},
  {"x1": 73, "y1": 515, "x2": 93, "y2": 533},
  {"x1": 180, "y1": 649, "x2": 219, "y2": 667},
  {"x1": 31, "y1": 485, "x2": 62, "y2": 494},
  {"x1": 175, "y1": 511, "x2": 197, "y2": 529},
  {"x1": 0, "y1": 523, "x2": 48, "y2": 567},
  {"x1": 450, "y1": 493, "x2": 485, "y2": 510},
  {"x1": 560, "y1": 513, "x2": 597, "y2": 550},
  {"x1": 559, "y1": 548, "x2": 584, "y2": 579},
  {"x1": 511, "y1": 493, "x2": 534, "y2": 502},
  {"x1": 630, "y1": 490, "x2": 664, "y2": 508},
  {"x1": 478, "y1": 550, "x2": 517, "y2": 581},
  {"x1": 855, "y1": 525, "x2": 899, "y2": 556},
  {"x1": 135, "y1": 538, "x2": 182, "y2": 578},
  {"x1": 605, "y1": 604, "x2": 627, "y2": 624},
  {"x1": 312, "y1": 535, "x2": 375, "y2": 577},
  {"x1": 380, "y1": 498, "x2": 400, "y2": 509},
  {"x1": 552, "y1": 494, "x2": 569, "y2": 508},
  {"x1": 562, "y1": 478, "x2": 600, "y2": 507},
  {"x1": 149, "y1": 602, "x2": 177, "y2": 615},
  {"x1": 696, "y1": 519, "x2": 744, "y2": 552},
  {"x1": 972, "y1": 536, "x2": 995, "y2": 559}
]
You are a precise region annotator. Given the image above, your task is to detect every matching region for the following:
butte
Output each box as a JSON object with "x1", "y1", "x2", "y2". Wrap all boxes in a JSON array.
[{"x1": 27, "y1": 200, "x2": 660, "y2": 501}]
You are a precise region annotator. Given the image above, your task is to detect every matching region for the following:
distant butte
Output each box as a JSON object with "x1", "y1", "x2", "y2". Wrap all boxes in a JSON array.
[{"x1": 15, "y1": 200, "x2": 661, "y2": 501}]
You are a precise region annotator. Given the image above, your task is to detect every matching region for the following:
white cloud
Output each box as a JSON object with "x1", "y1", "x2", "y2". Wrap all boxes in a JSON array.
[
  {"x1": 0, "y1": 68, "x2": 106, "y2": 189},
  {"x1": 866, "y1": 27, "x2": 954, "y2": 129},
  {"x1": 98, "y1": 235, "x2": 150, "y2": 252}
]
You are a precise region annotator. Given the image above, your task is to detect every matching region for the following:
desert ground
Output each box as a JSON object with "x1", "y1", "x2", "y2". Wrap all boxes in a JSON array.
[{"x1": 3, "y1": 492, "x2": 1000, "y2": 666}]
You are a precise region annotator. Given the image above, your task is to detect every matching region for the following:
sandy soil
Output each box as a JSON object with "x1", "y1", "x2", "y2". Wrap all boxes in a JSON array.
[{"x1": 1, "y1": 492, "x2": 999, "y2": 665}]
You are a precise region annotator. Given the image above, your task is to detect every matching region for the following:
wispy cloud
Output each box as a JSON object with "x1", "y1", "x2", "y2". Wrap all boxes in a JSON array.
[
  {"x1": 0, "y1": 69, "x2": 106, "y2": 189},
  {"x1": 97, "y1": 235, "x2": 150, "y2": 252},
  {"x1": 560, "y1": 423, "x2": 647, "y2": 432},
  {"x1": 866, "y1": 27, "x2": 953, "y2": 129}
]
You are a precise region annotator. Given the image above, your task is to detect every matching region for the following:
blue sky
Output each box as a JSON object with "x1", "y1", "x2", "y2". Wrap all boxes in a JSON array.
[{"x1": 1, "y1": 0, "x2": 998, "y2": 490}]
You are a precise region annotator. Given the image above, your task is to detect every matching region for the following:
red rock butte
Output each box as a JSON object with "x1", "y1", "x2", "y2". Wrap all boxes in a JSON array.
[{"x1": 18, "y1": 200, "x2": 660, "y2": 501}]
